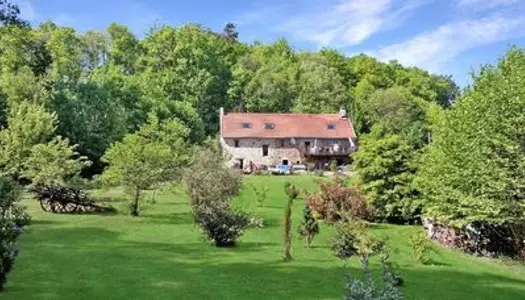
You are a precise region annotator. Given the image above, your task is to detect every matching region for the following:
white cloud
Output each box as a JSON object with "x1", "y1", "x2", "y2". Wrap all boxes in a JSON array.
[
  {"x1": 279, "y1": 0, "x2": 428, "y2": 47},
  {"x1": 456, "y1": 0, "x2": 520, "y2": 9},
  {"x1": 374, "y1": 14, "x2": 525, "y2": 72}
]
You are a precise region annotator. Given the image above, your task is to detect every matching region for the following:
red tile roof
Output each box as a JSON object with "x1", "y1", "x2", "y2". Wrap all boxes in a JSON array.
[{"x1": 221, "y1": 112, "x2": 356, "y2": 139}]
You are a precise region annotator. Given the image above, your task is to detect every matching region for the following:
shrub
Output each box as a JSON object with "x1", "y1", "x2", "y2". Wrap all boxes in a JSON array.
[
  {"x1": 194, "y1": 210, "x2": 248, "y2": 247},
  {"x1": 185, "y1": 149, "x2": 247, "y2": 247},
  {"x1": 331, "y1": 218, "x2": 382, "y2": 261},
  {"x1": 410, "y1": 230, "x2": 431, "y2": 264},
  {"x1": 298, "y1": 205, "x2": 319, "y2": 247},
  {"x1": 328, "y1": 160, "x2": 338, "y2": 172},
  {"x1": 344, "y1": 249, "x2": 404, "y2": 300},
  {"x1": 247, "y1": 215, "x2": 265, "y2": 228},
  {"x1": 0, "y1": 177, "x2": 29, "y2": 291},
  {"x1": 185, "y1": 150, "x2": 242, "y2": 212},
  {"x1": 307, "y1": 177, "x2": 369, "y2": 223},
  {"x1": 334, "y1": 216, "x2": 404, "y2": 300}
]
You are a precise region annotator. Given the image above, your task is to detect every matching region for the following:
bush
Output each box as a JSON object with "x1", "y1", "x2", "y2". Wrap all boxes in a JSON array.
[
  {"x1": 344, "y1": 250, "x2": 404, "y2": 300},
  {"x1": 0, "y1": 177, "x2": 29, "y2": 291},
  {"x1": 185, "y1": 149, "x2": 248, "y2": 247},
  {"x1": 331, "y1": 218, "x2": 382, "y2": 261},
  {"x1": 194, "y1": 210, "x2": 248, "y2": 247},
  {"x1": 247, "y1": 215, "x2": 265, "y2": 228},
  {"x1": 410, "y1": 230, "x2": 430, "y2": 265},
  {"x1": 298, "y1": 205, "x2": 319, "y2": 247},
  {"x1": 185, "y1": 150, "x2": 242, "y2": 212},
  {"x1": 307, "y1": 177, "x2": 369, "y2": 223},
  {"x1": 333, "y1": 216, "x2": 404, "y2": 300},
  {"x1": 328, "y1": 160, "x2": 338, "y2": 172}
]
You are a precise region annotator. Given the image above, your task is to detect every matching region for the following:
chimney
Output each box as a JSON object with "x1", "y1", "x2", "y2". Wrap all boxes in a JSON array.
[{"x1": 339, "y1": 106, "x2": 347, "y2": 118}]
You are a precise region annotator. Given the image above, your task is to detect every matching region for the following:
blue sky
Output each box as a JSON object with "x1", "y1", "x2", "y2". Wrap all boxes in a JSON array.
[{"x1": 13, "y1": 0, "x2": 525, "y2": 85}]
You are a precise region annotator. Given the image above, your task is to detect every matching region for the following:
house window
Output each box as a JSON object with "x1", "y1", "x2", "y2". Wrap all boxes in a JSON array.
[
  {"x1": 327, "y1": 124, "x2": 336, "y2": 130},
  {"x1": 241, "y1": 122, "x2": 252, "y2": 128},
  {"x1": 234, "y1": 139, "x2": 240, "y2": 148},
  {"x1": 262, "y1": 145, "x2": 269, "y2": 156},
  {"x1": 264, "y1": 123, "x2": 275, "y2": 130},
  {"x1": 280, "y1": 139, "x2": 285, "y2": 147},
  {"x1": 237, "y1": 159, "x2": 244, "y2": 170}
]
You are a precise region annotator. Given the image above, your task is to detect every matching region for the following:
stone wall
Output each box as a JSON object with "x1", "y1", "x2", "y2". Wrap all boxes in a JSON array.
[{"x1": 221, "y1": 137, "x2": 353, "y2": 169}]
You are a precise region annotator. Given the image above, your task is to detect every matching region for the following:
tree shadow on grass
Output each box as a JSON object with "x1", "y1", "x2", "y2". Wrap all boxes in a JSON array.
[
  {"x1": 140, "y1": 212, "x2": 194, "y2": 225},
  {"x1": 260, "y1": 217, "x2": 282, "y2": 228},
  {"x1": 28, "y1": 219, "x2": 63, "y2": 225},
  {"x1": 5, "y1": 226, "x2": 525, "y2": 300},
  {"x1": 425, "y1": 259, "x2": 450, "y2": 267},
  {"x1": 92, "y1": 196, "x2": 128, "y2": 204},
  {"x1": 367, "y1": 223, "x2": 400, "y2": 231}
]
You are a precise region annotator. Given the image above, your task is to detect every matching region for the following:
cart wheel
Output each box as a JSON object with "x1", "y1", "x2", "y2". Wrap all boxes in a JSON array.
[
  {"x1": 39, "y1": 199, "x2": 52, "y2": 212},
  {"x1": 65, "y1": 202, "x2": 78, "y2": 213}
]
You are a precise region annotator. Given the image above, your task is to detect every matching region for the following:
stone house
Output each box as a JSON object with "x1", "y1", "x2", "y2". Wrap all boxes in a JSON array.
[{"x1": 219, "y1": 107, "x2": 357, "y2": 171}]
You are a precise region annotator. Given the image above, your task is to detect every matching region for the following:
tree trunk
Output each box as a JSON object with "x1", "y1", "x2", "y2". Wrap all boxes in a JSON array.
[
  {"x1": 283, "y1": 197, "x2": 293, "y2": 261},
  {"x1": 131, "y1": 187, "x2": 140, "y2": 217},
  {"x1": 509, "y1": 224, "x2": 525, "y2": 260}
]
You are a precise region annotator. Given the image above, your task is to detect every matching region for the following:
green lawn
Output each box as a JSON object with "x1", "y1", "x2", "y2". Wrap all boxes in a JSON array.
[{"x1": 3, "y1": 175, "x2": 525, "y2": 299}]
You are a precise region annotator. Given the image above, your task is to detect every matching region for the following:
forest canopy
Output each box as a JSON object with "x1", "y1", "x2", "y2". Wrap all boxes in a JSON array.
[{"x1": 0, "y1": 5, "x2": 458, "y2": 174}]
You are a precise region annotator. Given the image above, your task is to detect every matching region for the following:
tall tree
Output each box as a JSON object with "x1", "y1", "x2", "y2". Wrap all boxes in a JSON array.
[
  {"x1": 0, "y1": 0, "x2": 28, "y2": 26},
  {"x1": 80, "y1": 30, "x2": 108, "y2": 71},
  {"x1": 0, "y1": 102, "x2": 89, "y2": 183},
  {"x1": 89, "y1": 65, "x2": 145, "y2": 131},
  {"x1": 353, "y1": 129, "x2": 419, "y2": 220},
  {"x1": 101, "y1": 115, "x2": 192, "y2": 216},
  {"x1": 107, "y1": 23, "x2": 140, "y2": 74},
  {"x1": 229, "y1": 39, "x2": 298, "y2": 112},
  {"x1": 49, "y1": 80, "x2": 128, "y2": 168},
  {"x1": 139, "y1": 24, "x2": 233, "y2": 134},
  {"x1": 417, "y1": 47, "x2": 525, "y2": 258},
  {"x1": 221, "y1": 23, "x2": 239, "y2": 43},
  {"x1": 43, "y1": 25, "x2": 82, "y2": 81},
  {"x1": 359, "y1": 87, "x2": 427, "y2": 147},
  {"x1": 0, "y1": 102, "x2": 56, "y2": 178},
  {"x1": 319, "y1": 48, "x2": 356, "y2": 87},
  {"x1": 294, "y1": 54, "x2": 348, "y2": 113}
]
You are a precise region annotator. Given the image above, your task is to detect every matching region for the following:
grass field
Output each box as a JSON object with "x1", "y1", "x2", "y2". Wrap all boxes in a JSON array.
[{"x1": 3, "y1": 175, "x2": 525, "y2": 299}]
